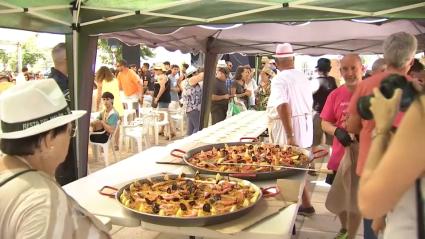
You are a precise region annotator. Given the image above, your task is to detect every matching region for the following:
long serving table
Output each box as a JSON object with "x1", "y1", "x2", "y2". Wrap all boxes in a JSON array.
[{"x1": 64, "y1": 110, "x2": 307, "y2": 239}]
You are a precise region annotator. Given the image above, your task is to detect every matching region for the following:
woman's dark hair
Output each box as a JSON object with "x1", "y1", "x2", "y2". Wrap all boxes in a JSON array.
[
  {"x1": 234, "y1": 65, "x2": 250, "y2": 81},
  {"x1": 96, "y1": 66, "x2": 114, "y2": 82},
  {"x1": 0, "y1": 124, "x2": 68, "y2": 156}
]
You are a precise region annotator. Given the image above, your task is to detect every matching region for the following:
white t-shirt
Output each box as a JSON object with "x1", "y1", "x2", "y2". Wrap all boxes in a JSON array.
[
  {"x1": 246, "y1": 78, "x2": 258, "y2": 106},
  {"x1": 267, "y1": 69, "x2": 314, "y2": 148},
  {"x1": 384, "y1": 178, "x2": 425, "y2": 239},
  {"x1": 0, "y1": 168, "x2": 110, "y2": 239}
]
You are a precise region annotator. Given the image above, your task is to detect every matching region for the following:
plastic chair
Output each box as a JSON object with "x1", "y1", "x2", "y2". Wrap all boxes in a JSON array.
[
  {"x1": 146, "y1": 110, "x2": 171, "y2": 145},
  {"x1": 122, "y1": 99, "x2": 138, "y2": 126},
  {"x1": 170, "y1": 108, "x2": 185, "y2": 137},
  {"x1": 123, "y1": 118, "x2": 150, "y2": 152},
  {"x1": 89, "y1": 120, "x2": 120, "y2": 166}
]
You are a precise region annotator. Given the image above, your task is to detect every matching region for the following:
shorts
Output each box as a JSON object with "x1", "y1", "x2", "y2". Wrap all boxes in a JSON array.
[
  {"x1": 313, "y1": 112, "x2": 333, "y2": 146},
  {"x1": 158, "y1": 102, "x2": 170, "y2": 109}
]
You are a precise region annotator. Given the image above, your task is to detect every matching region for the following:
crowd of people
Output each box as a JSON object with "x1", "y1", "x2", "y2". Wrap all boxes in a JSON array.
[
  {"x1": 265, "y1": 32, "x2": 424, "y2": 239},
  {"x1": 0, "y1": 30, "x2": 424, "y2": 238}
]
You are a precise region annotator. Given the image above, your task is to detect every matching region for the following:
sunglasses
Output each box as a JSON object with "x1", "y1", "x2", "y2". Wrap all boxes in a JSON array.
[{"x1": 69, "y1": 123, "x2": 77, "y2": 137}]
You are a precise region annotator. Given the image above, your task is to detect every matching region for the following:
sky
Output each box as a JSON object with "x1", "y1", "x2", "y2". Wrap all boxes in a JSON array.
[{"x1": 0, "y1": 28, "x2": 65, "y2": 52}]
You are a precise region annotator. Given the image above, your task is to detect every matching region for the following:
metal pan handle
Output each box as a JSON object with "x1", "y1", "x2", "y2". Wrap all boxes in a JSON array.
[
  {"x1": 99, "y1": 185, "x2": 118, "y2": 198},
  {"x1": 170, "y1": 149, "x2": 186, "y2": 159},
  {"x1": 261, "y1": 186, "x2": 280, "y2": 198},
  {"x1": 229, "y1": 173, "x2": 257, "y2": 178},
  {"x1": 239, "y1": 137, "x2": 258, "y2": 142}
]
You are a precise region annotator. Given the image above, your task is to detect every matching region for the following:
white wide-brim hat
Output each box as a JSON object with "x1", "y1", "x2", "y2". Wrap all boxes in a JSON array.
[
  {"x1": 0, "y1": 79, "x2": 86, "y2": 139},
  {"x1": 186, "y1": 66, "x2": 198, "y2": 77},
  {"x1": 273, "y1": 43, "x2": 296, "y2": 58},
  {"x1": 217, "y1": 59, "x2": 227, "y2": 68}
]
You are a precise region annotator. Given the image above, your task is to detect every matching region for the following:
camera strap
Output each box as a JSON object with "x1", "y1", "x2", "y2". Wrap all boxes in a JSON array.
[
  {"x1": 0, "y1": 169, "x2": 36, "y2": 187},
  {"x1": 416, "y1": 179, "x2": 425, "y2": 239}
]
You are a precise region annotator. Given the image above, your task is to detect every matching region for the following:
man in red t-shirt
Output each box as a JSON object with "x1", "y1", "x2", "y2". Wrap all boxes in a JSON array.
[
  {"x1": 346, "y1": 32, "x2": 417, "y2": 239},
  {"x1": 321, "y1": 54, "x2": 363, "y2": 239}
]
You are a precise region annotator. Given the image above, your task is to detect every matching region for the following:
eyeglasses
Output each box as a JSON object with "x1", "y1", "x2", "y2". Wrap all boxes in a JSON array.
[{"x1": 69, "y1": 123, "x2": 77, "y2": 137}]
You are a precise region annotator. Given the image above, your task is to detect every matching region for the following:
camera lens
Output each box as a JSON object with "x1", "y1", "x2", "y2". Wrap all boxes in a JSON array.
[{"x1": 357, "y1": 95, "x2": 373, "y2": 120}]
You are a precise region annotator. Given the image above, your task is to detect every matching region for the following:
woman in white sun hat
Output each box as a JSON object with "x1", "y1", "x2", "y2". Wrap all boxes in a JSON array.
[{"x1": 0, "y1": 79, "x2": 110, "y2": 238}]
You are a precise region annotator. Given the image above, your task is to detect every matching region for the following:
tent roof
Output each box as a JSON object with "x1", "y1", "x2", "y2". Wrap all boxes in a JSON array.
[
  {"x1": 0, "y1": 0, "x2": 424, "y2": 34},
  {"x1": 101, "y1": 20, "x2": 425, "y2": 55}
]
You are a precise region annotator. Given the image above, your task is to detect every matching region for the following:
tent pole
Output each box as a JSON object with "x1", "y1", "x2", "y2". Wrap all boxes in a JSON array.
[
  {"x1": 255, "y1": 55, "x2": 259, "y2": 85},
  {"x1": 71, "y1": 7, "x2": 82, "y2": 178},
  {"x1": 200, "y1": 37, "x2": 218, "y2": 129}
]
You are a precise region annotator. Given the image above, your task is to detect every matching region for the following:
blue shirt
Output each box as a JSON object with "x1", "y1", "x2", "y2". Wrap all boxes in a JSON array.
[
  {"x1": 225, "y1": 78, "x2": 233, "y2": 94},
  {"x1": 168, "y1": 74, "x2": 180, "y2": 101}
]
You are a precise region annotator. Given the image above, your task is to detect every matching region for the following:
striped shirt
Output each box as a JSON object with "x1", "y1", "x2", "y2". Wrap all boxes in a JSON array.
[{"x1": 0, "y1": 169, "x2": 110, "y2": 239}]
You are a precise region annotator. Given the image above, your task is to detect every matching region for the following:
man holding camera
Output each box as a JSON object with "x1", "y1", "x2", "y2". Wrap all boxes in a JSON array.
[
  {"x1": 346, "y1": 32, "x2": 417, "y2": 238},
  {"x1": 321, "y1": 54, "x2": 363, "y2": 239}
]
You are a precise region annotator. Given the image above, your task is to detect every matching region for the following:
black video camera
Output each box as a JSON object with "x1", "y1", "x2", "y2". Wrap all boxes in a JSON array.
[{"x1": 357, "y1": 74, "x2": 417, "y2": 120}]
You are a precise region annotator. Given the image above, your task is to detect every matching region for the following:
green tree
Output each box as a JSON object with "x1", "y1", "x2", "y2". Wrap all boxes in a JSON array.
[
  {"x1": 0, "y1": 49, "x2": 9, "y2": 65},
  {"x1": 97, "y1": 39, "x2": 155, "y2": 65},
  {"x1": 140, "y1": 45, "x2": 155, "y2": 60},
  {"x1": 21, "y1": 36, "x2": 46, "y2": 67}
]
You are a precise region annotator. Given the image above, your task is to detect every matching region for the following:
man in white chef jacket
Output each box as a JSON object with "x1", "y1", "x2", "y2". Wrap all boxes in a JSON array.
[
  {"x1": 267, "y1": 43, "x2": 315, "y2": 216},
  {"x1": 267, "y1": 43, "x2": 314, "y2": 148}
]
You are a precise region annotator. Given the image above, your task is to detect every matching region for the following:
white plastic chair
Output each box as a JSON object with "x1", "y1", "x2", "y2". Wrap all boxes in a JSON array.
[
  {"x1": 89, "y1": 120, "x2": 120, "y2": 166},
  {"x1": 122, "y1": 99, "x2": 138, "y2": 126},
  {"x1": 170, "y1": 108, "x2": 185, "y2": 137},
  {"x1": 146, "y1": 110, "x2": 171, "y2": 145},
  {"x1": 123, "y1": 118, "x2": 150, "y2": 152}
]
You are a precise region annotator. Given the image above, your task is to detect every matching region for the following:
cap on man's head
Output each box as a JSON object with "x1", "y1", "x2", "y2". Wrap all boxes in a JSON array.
[
  {"x1": 273, "y1": 43, "x2": 295, "y2": 58},
  {"x1": 101, "y1": 91, "x2": 114, "y2": 100},
  {"x1": 316, "y1": 58, "x2": 332, "y2": 72}
]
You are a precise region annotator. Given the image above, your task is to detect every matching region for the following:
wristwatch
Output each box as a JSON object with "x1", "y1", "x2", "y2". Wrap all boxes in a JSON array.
[{"x1": 286, "y1": 132, "x2": 295, "y2": 138}]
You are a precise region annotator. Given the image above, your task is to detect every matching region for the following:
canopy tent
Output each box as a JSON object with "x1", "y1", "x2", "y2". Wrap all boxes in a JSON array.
[
  {"x1": 0, "y1": 0, "x2": 424, "y2": 179},
  {"x1": 1, "y1": 0, "x2": 425, "y2": 34},
  {"x1": 100, "y1": 20, "x2": 425, "y2": 55}
]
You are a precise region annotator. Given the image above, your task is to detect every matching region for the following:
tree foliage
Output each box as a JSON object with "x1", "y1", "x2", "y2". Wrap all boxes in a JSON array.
[
  {"x1": 21, "y1": 37, "x2": 46, "y2": 67},
  {"x1": 0, "y1": 49, "x2": 8, "y2": 65},
  {"x1": 97, "y1": 39, "x2": 155, "y2": 65}
]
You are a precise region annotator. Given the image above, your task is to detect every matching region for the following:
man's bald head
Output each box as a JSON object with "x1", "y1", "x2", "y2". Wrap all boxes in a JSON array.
[{"x1": 340, "y1": 54, "x2": 363, "y2": 88}]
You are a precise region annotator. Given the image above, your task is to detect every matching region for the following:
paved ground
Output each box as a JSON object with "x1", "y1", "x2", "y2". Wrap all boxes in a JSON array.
[{"x1": 88, "y1": 134, "x2": 364, "y2": 239}]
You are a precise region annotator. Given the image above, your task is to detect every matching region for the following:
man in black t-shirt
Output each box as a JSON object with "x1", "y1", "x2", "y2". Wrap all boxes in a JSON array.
[
  {"x1": 312, "y1": 58, "x2": 337, "y2": 150},
  {"x1": 140, "y1": 63, "x2": 154, "y2": 94},
  {"x1": 211, "y1": 67, "x2": 231, "y2": 124},
  {"x1": 49, "y1": 43, "x2": 77, "y2": 186}
]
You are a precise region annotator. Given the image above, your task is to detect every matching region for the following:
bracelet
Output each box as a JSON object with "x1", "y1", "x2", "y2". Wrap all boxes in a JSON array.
[
  {"x1": 372, "y1": 128, "x2": 390, "y2": 139},
  {"x1": 286, "y1": 132, "x2": 295, "y2": 138}
]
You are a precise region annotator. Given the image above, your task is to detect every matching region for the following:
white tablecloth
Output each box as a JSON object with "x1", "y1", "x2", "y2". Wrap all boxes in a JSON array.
[{"x1": 63, "y1": 110, "x2": 307, "y2": 239}]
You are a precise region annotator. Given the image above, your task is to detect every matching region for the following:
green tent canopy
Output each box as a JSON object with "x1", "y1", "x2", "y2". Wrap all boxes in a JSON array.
[{"x1": 0, "y1": 0, "x2": 424, "y2": 34}]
